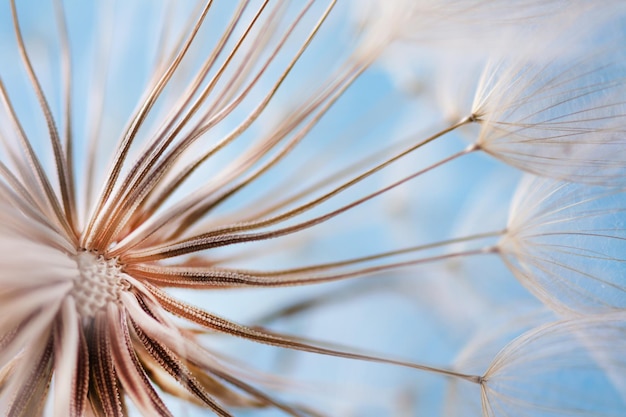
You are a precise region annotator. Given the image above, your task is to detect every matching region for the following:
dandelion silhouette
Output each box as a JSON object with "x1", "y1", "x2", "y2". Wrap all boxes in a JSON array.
[{"x1": 0, "y1": 0, "x2": 625, "y2": 416}]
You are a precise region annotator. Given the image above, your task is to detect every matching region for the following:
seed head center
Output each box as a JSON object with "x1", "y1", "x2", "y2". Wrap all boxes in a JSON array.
[{"x1": 73, "y1": 251, "x2": 128, "y2": 318}]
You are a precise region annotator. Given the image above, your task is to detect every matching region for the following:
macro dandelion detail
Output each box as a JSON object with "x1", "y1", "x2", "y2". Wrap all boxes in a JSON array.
[
  {"x1": 1, "y1": 0, "x2": 626, "y2": 416},
  {"x1": 498, "y1": 175, "x2": 626, "y2": 315}
]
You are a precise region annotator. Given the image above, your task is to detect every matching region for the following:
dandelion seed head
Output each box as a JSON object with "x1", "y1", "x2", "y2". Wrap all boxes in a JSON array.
[
  {"x1": 1, "y1": 0, "x2": 626, "y2": 415},
  {"x1": 72, "y1": 251, "x2": 128, "y2": 319}
]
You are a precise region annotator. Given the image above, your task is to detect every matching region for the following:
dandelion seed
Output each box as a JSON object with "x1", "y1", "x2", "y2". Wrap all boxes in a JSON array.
[
  {"x1": 444, "y1": 308, "x2": 556, "y2": 417},
  {"x1": 353, "y1": 0, "x2": 575, "y2": 53},
  {"x1": 498, "y1": 174, "x2": 626, "y2": 314},
  {"x1": 470, "y1": 19, "x2": 626, "y2": 185},
  {"x1": 480, "y1": 312, "x2": 626, "y2": 417}
]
